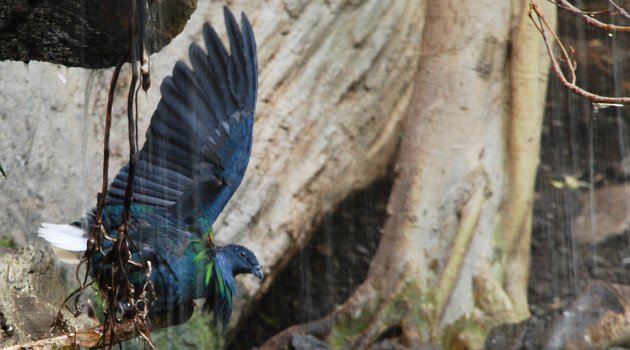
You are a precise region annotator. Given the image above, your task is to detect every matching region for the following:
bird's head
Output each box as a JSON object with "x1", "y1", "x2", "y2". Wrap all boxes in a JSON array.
[
  {"x1": 216, "y1": 244, "x2": 263, "y2": 280},
  {"x1": 198, "y1": 243, "x2": 263, "y2": 328}
]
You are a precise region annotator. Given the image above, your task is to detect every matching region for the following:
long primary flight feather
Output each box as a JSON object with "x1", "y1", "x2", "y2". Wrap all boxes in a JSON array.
[{"x1": 105, "y1": 7, "x2": 258, "y2": 237}]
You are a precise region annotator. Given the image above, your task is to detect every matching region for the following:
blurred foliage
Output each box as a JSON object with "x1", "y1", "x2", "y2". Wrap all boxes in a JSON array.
[
  {"x1": 0, "y1": 235, "x2": 13, "y2": 248},
  {"x1": 550, "y1": 175, "x2": 589, "y2": 190}
]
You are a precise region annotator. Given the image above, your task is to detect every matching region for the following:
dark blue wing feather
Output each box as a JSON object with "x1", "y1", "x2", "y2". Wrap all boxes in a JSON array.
[{"x1": 106, "y1": 7, "x2": 258, "y2": 235}]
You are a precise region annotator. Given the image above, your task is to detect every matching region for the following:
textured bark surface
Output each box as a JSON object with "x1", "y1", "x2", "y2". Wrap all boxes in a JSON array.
[
  {"x1": 261, "y1": 0, "x2": 555, "y2": 348},
  {"x1": 0, "y1": 0, "x2": 196, "y2": 68},
  {"x1": 222, "y1": 0, "x2": 426, "y2": 313},
  {"x1": 0, "y1": 0, "x2": 424, "y2": 334}
]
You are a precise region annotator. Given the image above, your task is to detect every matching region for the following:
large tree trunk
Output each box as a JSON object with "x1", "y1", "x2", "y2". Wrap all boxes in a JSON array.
[
  {"x1": 259, "y1": 0, "x2": 555, "y2": 348},
  {"x1": 218, "y1": 0, "x2": 426, "y2": 319},
  {"x1": 0, "y1": 0, "x2": 553, "y2": 348}
]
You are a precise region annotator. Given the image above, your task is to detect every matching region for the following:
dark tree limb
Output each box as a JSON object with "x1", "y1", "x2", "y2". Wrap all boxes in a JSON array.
[{"x1": 0, "y1": 0, "x2": 196, "y2": 68}]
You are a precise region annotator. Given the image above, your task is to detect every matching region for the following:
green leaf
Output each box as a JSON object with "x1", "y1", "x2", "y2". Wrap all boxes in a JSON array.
[
  {"x1": 205, "y1": 261, "x2": 214, "y2": 286},
  {"x1": 550, "y1": 180, "x2": 565, "y2": 189},
  {"x1": 550, "y1": 175, "x2": 589, "y2": 191},
  {"x1": 563, "y1": 175, "x2": 588, "y2": 190}
]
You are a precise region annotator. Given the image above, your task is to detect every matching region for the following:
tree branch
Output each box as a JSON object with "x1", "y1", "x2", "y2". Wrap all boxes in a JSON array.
[
  {"x1": 608, "y1": 0, "x2": 630, "y2": 21},
  {"x1": 556, "y1": 0, "x2": 630, "y2": 31},
  {"x1": 530, "y1": 1, "x2": 630, "y2": 105},
  {"x1": 0, "y1": 0, "x2": 196, "y2": 68}
]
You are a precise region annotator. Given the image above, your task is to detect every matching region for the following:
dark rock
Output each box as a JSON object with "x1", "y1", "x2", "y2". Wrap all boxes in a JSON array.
[
  {"x1": 0, "y1": 0, "x2": 196, "y2": 68},
  {"x1": 0, "y1": 312, "x2": 13, "y2": 339},
  {"x1": 370, "y1": 339, "x2": 443, "y2": 350},
  {"x1": 0, "y1": 246, "x2": 97, "y2": 347},
  {"x1": 370, "y1": 339, "x2": 408, "y2": 350},
  {"x1": 573, "y1": 184, "x2": 630, "y2": 245},
  {"x1": 485, "y1": 317, "x2": 545, "y2": 350}
]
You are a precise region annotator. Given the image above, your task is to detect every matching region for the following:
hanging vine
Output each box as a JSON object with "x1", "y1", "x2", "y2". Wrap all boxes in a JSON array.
[{"x1": 49, "y1": 0, "x2": 157, "y2": 348}]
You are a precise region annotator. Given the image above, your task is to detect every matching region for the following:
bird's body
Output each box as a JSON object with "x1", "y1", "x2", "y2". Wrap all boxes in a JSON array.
[
  {"x1": 90, "y1": 204, "x2": 203, "y2": 327},
  {"x1": 39, "y1": 7, "x2": 261, "y2": 330}
]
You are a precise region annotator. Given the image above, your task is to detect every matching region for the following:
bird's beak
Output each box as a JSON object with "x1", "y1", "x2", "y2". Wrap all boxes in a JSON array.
[{"x1": 252, "y1": 265, "x2": 264, "y2": 280}]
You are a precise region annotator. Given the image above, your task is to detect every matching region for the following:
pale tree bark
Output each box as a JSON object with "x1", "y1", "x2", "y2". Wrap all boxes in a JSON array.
[
  {"x1": 258, "y1": 0, "x2": 556, "y2": 348},
  {"x1": 217, "y1": 0, "x2": 426, "y2": 318},
  {"x1": 504, "y1": 0, "x2": 557, "y2": 318}
]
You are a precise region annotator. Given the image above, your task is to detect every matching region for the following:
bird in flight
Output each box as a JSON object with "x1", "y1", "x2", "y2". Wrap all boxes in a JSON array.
[{"x1": 39, "y1": 7, "x2": 262, "y2": 330}]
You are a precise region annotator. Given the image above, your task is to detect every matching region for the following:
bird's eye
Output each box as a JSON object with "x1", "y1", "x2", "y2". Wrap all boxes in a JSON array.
[{"x1": 240, "y1": 251, "x2": 247, "y2": 259}]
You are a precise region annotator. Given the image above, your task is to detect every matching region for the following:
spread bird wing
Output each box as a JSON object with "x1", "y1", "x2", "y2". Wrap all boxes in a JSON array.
[{"x1": 106, "y1": 7, "x2": 257, "y2": 236}]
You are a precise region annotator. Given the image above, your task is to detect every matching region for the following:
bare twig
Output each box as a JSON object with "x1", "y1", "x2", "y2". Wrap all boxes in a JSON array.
[
  {"x1": 608, "y1": 0, "x2": 630, "y2": 21},
  {"x1": 555, "y1": 0, "x2": 630, "y2": 31},
  {"x1": 530, "y1": 1, "x2": 630, "y2": 104}
]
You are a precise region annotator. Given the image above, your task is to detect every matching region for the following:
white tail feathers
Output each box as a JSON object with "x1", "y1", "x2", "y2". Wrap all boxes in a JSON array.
[{"x1": 38, "y1": 223, "x2": 87, "y2": 264}]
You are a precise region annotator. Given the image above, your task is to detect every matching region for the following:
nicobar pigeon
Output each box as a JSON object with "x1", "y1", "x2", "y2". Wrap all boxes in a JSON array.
[{"x1": 38, "y1": 7, "x2": 262, "y2": 329}]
